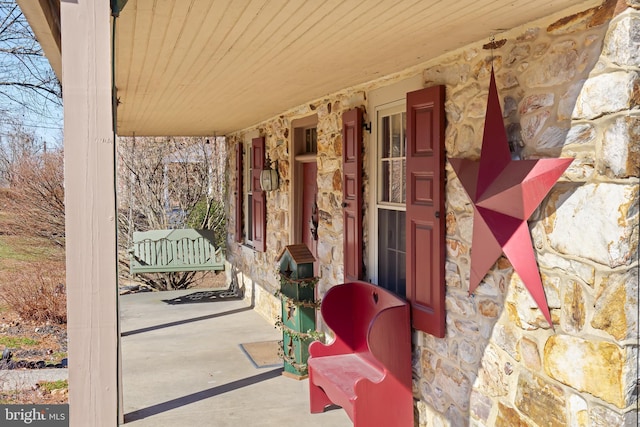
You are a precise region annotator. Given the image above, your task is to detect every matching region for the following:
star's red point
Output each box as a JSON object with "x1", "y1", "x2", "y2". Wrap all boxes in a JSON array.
[{"x1": 449, "y1": 68, "x2": 572, "y2": 328}]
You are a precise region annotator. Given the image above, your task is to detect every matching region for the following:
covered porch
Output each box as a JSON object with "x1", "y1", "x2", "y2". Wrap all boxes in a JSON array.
[
  {"x1": 119, "y1": 288, "x2": 349, "y2": 426},
  {"x1": 17, "y1": 0, "x2": 638, "y2": 426}
]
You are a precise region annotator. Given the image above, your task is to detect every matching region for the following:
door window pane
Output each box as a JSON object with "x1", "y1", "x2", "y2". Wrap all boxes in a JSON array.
[{"x1": 305, "y1": 127, "x2": 317, "y2": 153}]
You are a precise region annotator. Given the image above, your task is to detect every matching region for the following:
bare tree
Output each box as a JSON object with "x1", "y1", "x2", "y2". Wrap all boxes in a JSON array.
[
  {"x1": 0, "y1": 1, "x2": 61, "y2": 116},
  {"x1": 117, "y1": 136, "x2": 226, "y2": 290},
  {"x1": 0, "y1": 117, "x2": 41, "y2": 186},
  {"x1": 1, "y1": 122, "x2": 65, "y2": 245}
]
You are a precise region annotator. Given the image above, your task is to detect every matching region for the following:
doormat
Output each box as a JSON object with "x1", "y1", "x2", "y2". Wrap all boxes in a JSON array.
[{"x1": 239, "y1": 340, "x2": 283, "y2": 369}]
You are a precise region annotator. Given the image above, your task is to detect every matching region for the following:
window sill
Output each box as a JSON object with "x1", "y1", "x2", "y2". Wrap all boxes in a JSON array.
[{"x1": 241, "y1": 242, "x2": 255, "y2": 252}]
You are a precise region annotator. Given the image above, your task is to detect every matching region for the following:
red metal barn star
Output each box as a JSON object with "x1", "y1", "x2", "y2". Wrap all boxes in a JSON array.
[{"x1": 448, "y1": 68, "x2": 572, "y2": 328}]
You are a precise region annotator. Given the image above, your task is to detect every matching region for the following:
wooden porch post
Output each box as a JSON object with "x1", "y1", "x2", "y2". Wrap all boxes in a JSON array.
[{"x1": 60, "y1": 0, "x2": 119, "y2": 425}]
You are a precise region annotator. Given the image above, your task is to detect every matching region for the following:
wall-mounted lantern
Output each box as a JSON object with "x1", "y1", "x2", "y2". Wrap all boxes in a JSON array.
[{"x1": 260, "y1": 154, "x2": 279, "y2": 192}]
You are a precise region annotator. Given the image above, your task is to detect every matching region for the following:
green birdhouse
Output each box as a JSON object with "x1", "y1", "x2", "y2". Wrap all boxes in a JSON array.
[
  {"x1": 278, "y1": 244, "x2": 315, "y2": 280},
  {"x1": 276, "y1": 244, "x2": 317, "y2": 379},
  {"x1": 277, "y1": 244, "x2": 316, "y2": 301}
]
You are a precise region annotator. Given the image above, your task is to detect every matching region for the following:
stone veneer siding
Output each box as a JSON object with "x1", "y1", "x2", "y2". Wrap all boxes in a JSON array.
[{"x1": 225, "y1": 2, "x2": 638, "y2": 426}]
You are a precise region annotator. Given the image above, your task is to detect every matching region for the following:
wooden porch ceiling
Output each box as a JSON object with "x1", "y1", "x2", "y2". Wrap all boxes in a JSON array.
[{"x1": 27, "y1": 0, "x2": 603, "y2": 136}]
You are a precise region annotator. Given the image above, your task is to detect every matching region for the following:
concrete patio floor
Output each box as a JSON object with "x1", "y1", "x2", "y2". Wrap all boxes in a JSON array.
[{"x1": 119, "y1": 288, "x2": 351, "y2": 427}]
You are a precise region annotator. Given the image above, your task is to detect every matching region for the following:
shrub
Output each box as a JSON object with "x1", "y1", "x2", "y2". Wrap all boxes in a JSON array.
[
  {"x1": 187, "y1": 198, "x2": 226, "y2": 248},
  {"x1": 1, "y1": 262, "x2": 66, "y2": 324}
]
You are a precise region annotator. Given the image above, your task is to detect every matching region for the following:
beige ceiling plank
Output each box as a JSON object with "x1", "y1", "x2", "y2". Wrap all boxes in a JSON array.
[
  {"x1": 152, "y1": 0, "x2": 348, "y2": 134},
  {"x1": 114, "y1": 1, "x2": 137, "y2": 131},
  {"x1": 257, "y1": 0, "x2": 439, "y2": 93},
  {"x1": 203, "y1": 0, "x2": 310, "y2": 88},
  {"x1": 330, "y1": 0, "x2": 438, "y2": 48},
  {"x1": 119, "y1": 0, "x2": 164, "y2": 131},
  {"x1": 148, "y1": 0, "x2": 235, "y2": 131},
  {"x1": 212, "y1": 0, "x2": 357, "y2": 106},
  {"x1": 117, "y1": 0, "x2": 156, "y2": 133},
  {"x1": 242, "y1": 0, "x2": 345, "y2": 70},
  {"x1": 168, "y1": 0, "x2": 243, "y2": 91},
  {"x1": 162, "y1": 0, "x2": 260, "y2": 117},
  {"x1": 168, "y1": 0, "x2": 285, "y2": 117},
  {"x1": 270, "y1": 0, "x2": 357, "y2": 55},
  {"x1": 194, "y1": 2, "x2": 308, "y2": 124},
  {"x1": 191, "y1": 0, "x2": 313, "y2": 104},
  {"x1": 136, "y1": 0, "x2": 217, "y2": 127},
  {"x1": 299, "y1": 1, "x2": 429, "y2": 80},
  {"x1": 115, "y1": 0, "x2": 606, "y2": 136},
  {"x1": 243, "y1": 1, "x2": 429, "y2": 109},
  {"x1": 351, "y1": 1, "x2": 475, "y2": 75},
  {"x1": 143, "y1": 1, "x2": 199, "y2": 87},
  {"x1": 261, "y1": 1, "x2": 377, "y2": 72},
  {"x1": 348, "y1": 1, "x2": 466, "y2": 56},
  {"x1": 187, "y1": 0, "x2": 266, "y2": 81},
  {"x1": 178, "y1": 6, "x2": 324, "y2": 133},
  {"x1": 128, "y1": 0, "x2": 182, "y2": 129},
  {"x1": 161, "y1": 1, "x2": 219, "y2": 78}
]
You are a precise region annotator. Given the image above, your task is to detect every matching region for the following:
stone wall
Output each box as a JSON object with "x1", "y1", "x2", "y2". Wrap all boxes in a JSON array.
[
  {"x1": 225, "y1": 93, "x2": 370, "y2": 319},
  {"x1": 224, "y1": 1, "x2": 638, "y2": 425},
  {"x1": 419, "y1": 3, "x2": 639, "y2": 426}
]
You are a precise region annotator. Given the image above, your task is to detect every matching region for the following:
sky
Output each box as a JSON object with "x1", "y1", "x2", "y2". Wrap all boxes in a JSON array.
[
  {"x1": 0, "y1": 1, "x2": 63, "y2": 148},
  {"x1": 0, "y1": 102, "x2": 63, "y2": 148}
]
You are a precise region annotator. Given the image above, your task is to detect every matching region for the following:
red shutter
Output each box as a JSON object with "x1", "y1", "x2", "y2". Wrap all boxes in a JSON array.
[
  {"x1": 235, "y1": 142, "x2": 243, "y2": 243},
  {"x1": 406, "y1": 86, "x2": 446, "y2": 337},
  {"x1": 342, "y1": 108, "x2": 363, "y2": 282},
  {"x1": 251, "y1": 137, "x2": 267, "y2": 252}
]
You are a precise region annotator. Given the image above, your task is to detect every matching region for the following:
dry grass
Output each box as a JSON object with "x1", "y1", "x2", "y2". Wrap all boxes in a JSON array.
[
  {"x1": 0, "y1": 376, "x2": 68, "y2": 404},
  {"x1": 0, "y1": 262, "x2": 66, "y2": 325},
  {"x1": 0, "y1": 180, "x2": 68, "y2": 405}
]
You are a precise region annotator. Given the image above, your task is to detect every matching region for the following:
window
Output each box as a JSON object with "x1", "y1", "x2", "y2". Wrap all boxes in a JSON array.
[
  {"x1": 368, "y1": 78, "x2": 446, "y2": 337},
  {"x1": 235, "y1": 136, "x2": 266, "y2": 251},
  {"x1": 377, "y1": 105, "x2": 407, "y2": 297},
  {"x1": 244, "y1": 140, "x2": 253, "y2": 245}
]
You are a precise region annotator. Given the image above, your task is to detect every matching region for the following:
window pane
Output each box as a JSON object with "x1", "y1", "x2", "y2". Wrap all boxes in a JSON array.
[
  {"x1": 377, "y1": 209, "x2": 407, "y2": 298},
  {"x1": 390, "y1": 113, "x2": 401, "y2": 158},
  {"x1": 312, "y1": 128, "x2": 317, "y2": 152},
  {"x1": 379, "y1": 111, "x2": 406, "y2": 205},
  {"x1": 387, "y1": 209, "x2": 397, "y2": 249},
  {"x1": 389, "y1": 114, "x2": 402, "y2": 157},
  {"x1": 398, "y1": 210, "x2": 406, "y2": 250},
  {"x1": 401, "y1": 158, "x2": 406, "y2": 203},
  {"x1": 389, "y1": 159, "x2": 404, "y2": 203},
  {"x1": 401, "y1": 112, "x2": 407, "y2": 156},
  {"x1": 382, "y1": 116, "x2": 390, "y2": 158},
  {"x1": 247, "y1": 194, "x2": 253, "y2": 241},
  {"x1": 378, "y1": 210, "x2": 389, "y2": 287},
  {"x1": 305, "y1": 128, "x2": 317, "y2": 153},
  {"x1": 398, "y1": 251, "x2": 406, "y2": 296},
  {"x1": 381, "y1": 161, "x2": 390, "y2": 202}
]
